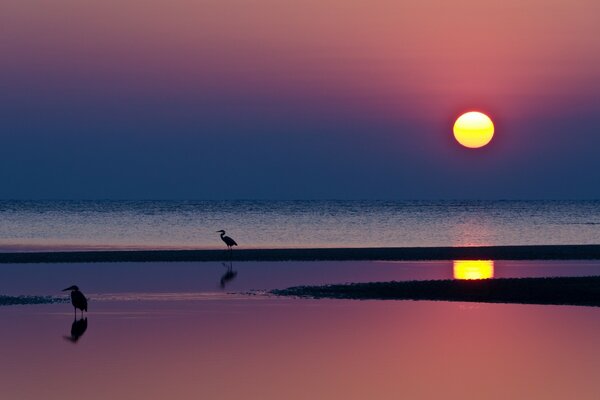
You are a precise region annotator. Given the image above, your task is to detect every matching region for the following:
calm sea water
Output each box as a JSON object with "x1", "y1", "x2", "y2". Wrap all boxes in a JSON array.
[{"x1": 0, "y1": 200, "x2": 599, "y2": 251}]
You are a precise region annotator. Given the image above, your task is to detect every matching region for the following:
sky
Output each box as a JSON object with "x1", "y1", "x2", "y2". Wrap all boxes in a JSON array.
[{"x1": 1, "y1": 0, "x2": 599, "y2": 200}]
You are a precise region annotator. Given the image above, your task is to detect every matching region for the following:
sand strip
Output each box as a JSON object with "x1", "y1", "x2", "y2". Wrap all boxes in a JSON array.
[
  {"x1": 1, "y1": 244, "x2": 600, "y2": 263},
  {"x1": 271, "y1": 276, "x2": 600, "y2": 307}
]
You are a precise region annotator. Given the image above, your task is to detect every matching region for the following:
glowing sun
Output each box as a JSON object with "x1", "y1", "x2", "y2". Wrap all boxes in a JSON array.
[{"x1": 453, "y1": 111, "x2": 494, "y2": 148}]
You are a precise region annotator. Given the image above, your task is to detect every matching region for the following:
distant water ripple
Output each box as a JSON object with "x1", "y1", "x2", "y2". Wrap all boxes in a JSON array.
[
  {"x1": 89, "y1": 292, "x2": 262, "y2": 302},
  {"x1": 0, "y1": 200, "x2": 599, "y2": 251}
]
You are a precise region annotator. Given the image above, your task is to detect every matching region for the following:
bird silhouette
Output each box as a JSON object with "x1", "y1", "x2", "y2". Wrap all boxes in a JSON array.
[
  {"x1": 62, "y1": 285, "x2": 88, "y2": 317},
  {"x1": 220, "y1": 261, "x2": 238, "y2": 289},
  {"x1": 217, "y1": 230, "x2": 238, "y2": 250},
  {"x1": 64, "y1": 317, "x2": 88, "y2": 343}
]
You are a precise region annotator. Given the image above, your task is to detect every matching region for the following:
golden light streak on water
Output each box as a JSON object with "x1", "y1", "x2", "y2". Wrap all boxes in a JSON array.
[{"x1": 453, "y1": 260, "x2": 494, "y2": 280}]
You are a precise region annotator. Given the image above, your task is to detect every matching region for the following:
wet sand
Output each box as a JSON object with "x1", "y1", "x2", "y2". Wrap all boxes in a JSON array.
[
  {"x1": 272, "y1": 276, "x2": 600, "y2": 307},
  {"x1": 2, "y1": 244, "x2": 600, "y2": 263}
]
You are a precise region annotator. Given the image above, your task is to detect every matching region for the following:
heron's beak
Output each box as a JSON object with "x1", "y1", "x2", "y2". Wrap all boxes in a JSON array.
[{"x1": 62, "y1": 286, "x2": 73, "y2": 292}]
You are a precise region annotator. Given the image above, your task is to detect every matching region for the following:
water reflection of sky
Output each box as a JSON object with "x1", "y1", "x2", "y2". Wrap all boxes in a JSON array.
[
  {"x1": 0, "y1": 261, "x2": 599, "y2": 398},
  {"x1": 1, "y1": 298, "x2": 599, "y2": 399}
]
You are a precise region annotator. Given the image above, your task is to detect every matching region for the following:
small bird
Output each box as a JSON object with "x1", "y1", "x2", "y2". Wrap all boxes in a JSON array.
[
  {"x1": 217, "y1": 230, "x2": 238, "y2": 250},
  {"x1": 62, "y1": 285, "x2": 88, "y2": 317}
]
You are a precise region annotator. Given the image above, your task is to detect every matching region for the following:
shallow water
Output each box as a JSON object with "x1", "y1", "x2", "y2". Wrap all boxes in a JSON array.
[
  {"x1": 1, "y1": 200, "x2": 600, "y2": 250},
  {"x1": 0, "y1": 260, "x2": 599, "y2": 399},
  {"x1": 1, "y1": 260, "x2": 600, "y2": 296}
]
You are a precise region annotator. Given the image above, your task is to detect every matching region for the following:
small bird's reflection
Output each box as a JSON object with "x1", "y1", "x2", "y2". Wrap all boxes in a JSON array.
[
  {"x1": 64, "y1": 317, "x2": 88, "y2": 344},
  {"x1": 220, "y1": 261, "x2": 238, "y2": 289}
]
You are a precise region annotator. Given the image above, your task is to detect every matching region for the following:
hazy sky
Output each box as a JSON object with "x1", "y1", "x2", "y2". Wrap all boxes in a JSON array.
[{"x1": 1, "y1": 0, "x2": 599, "y2": 199}]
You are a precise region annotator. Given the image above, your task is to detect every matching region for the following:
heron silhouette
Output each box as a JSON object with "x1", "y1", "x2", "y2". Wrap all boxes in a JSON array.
[
  {"x1": 217, "y1": 230, "x2": 238, "y2": 250},
  {"x1": 220, "y1": 261, "x2": 238, "y2": 289},
  {"x1": 62, "y1": 285, "x2": 88, "y2": 317},
  {"x1": 64, "y1": 317, "x2": 88, "y2": 343}
]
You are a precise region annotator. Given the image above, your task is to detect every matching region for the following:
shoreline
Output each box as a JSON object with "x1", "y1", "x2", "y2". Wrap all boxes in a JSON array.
[
  {"x1": 1, "y1": 244, "x2": 600, "y2": 263},
  {"x1": 271, "y1": 276, "x2": 600, "y2": 307}
]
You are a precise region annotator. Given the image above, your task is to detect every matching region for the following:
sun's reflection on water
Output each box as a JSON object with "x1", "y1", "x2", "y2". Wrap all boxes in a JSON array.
[{"x1": 453, "y1": 260, "x2": 494, "y2": 280}]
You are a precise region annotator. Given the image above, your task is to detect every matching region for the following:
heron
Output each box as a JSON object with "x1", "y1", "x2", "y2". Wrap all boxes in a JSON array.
[
  {"x1": 62, "y1": 285, "x2": 88, "y2": 317},
  {"x1": 216, "y1": 230, "x2": 238, "y2": 250}
]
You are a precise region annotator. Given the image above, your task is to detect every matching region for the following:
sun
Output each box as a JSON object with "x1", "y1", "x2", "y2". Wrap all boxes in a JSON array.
[{"x1": 453, "y1": 111, "x2": 494, "y2": 148}]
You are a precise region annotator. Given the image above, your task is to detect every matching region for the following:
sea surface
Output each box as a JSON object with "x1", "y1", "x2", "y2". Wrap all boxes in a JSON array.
[{"x1": 0, "y1": 200, "x2": 599, "y2": 251}]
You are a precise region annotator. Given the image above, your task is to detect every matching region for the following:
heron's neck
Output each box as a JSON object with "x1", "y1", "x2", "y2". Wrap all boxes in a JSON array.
[{"x1": 220, "y1": 232, "x2": 225, "y2": 238}]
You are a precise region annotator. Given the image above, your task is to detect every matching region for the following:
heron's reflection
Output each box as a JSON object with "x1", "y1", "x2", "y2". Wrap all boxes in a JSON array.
[
  {"x1": 64, "y1": 317, "x2": 88, "y2": 343},
  {"x1": 220, "y1": 261, "x2": 238, "y2": 289}
]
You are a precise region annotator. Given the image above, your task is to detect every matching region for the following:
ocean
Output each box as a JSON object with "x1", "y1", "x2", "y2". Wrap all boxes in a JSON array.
[{"x1": 0, "y1": 200, "x2": 599, "y2": 251}]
